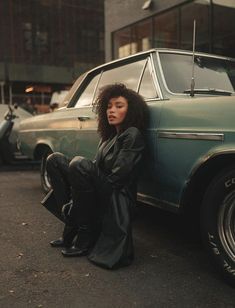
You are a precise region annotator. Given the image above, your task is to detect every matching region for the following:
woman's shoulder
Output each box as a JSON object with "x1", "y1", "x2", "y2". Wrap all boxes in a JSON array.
[
  {"x1": 117, "y1": 127, "x2": 145, "y2": 146},
  {"x1": 119, "y1": 127, "x2": 141, "y2": 138}
]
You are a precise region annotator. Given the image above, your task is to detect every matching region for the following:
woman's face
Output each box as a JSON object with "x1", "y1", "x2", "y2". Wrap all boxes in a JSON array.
[{"x1": 106, "y1": 96, "x2": 128, "y2": 132}]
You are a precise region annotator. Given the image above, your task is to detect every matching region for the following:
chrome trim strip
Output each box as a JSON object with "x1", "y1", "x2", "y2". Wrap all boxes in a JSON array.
[
  {"x1": 20, "y1": 128, "x2": 84, "y2": 133},
  {"x1": 145, "y1": 98, "x2": 162, "y2": 102},
  {"x1": 137, "y1": 193, "x2": 179, "y2": 213},
  {"x1": 158, "y1": 131, "x2": 224, "y2": 141}
]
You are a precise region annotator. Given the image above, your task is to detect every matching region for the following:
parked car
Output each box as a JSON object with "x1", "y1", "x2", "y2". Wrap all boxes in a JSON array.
[
  {"x1": 49, "y1": 90, "x2": 70, "y2": 111},
  {"x1": 0, "y1": 104, "x2": 32, "y2": 164},
  {"x1": 18, "y1": 48, "x2": 235, "y2": 285}
]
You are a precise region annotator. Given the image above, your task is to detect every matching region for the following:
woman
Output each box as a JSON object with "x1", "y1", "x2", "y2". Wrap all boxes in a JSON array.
[{"x1": 44, "y1": 83, "x2": 148, "y2": 269}]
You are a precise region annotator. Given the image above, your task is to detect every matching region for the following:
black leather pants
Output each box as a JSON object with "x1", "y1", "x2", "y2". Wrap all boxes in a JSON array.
[{"x1": 46, "y1": 152, "x2": 109, "y2": 246}]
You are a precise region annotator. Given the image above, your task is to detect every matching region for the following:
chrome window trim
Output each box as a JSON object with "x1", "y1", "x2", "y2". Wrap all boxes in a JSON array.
[
  {"x1": 157, "y1": 51, "x2": 188, "y2": 97},
  {"x1": 92, "y1": 70, "x2": 103, "y2": 105},
  {"x1": 67, "y1": 73, "x2": 88, "y2": 108},
  {"x1": 150, "y1": 52, "x2": 163, "y2": 100},
  {"x1": 157, "y1": 48, "x2": 235, "y2": 61},
  {"x1": 137, "y1": 57, "x2": 149, "y2": 92},
  {"x1": 137, "y1": 56, "x2": 162, "y2": 101},
  {"x1": 87, "y1": 49, "x2": 157, "y2": 75},
  {"x1": 158, "y1": 131, "x2": 224, "y2": 141},
  {"x1": 74, "y1": 70, "x2": 103, "y2": 108}
]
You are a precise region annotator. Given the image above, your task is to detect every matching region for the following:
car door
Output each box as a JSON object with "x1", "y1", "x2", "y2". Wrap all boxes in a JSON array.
[
  {"x1": 64, "y1": 72, "x2": 101, "y2": 160},
  {"x1": 136, "y1": 55, "x2": 164, "y2": 203}
]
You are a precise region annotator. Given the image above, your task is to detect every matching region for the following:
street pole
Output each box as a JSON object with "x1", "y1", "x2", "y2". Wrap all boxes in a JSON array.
[
  {"x1": 0, "y1": 81, "x2": 5, "y2": 104},
  {"x1": 9, "y1": 83, "x2": 12, "y2": 105}
]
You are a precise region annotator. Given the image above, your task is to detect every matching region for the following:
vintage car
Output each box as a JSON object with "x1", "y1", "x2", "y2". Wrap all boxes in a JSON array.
[{"x1": 18, "y1": 48, "x2": 235, "y2": 285}]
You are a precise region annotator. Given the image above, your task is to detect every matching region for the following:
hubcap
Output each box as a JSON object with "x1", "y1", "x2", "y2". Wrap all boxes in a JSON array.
[{"x1": 218, "y1": 190, "x2": 235, "y2": 262}]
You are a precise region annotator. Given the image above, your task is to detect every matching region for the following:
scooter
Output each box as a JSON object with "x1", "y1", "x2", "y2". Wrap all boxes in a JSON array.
[{"x1": 0, "y1": 104, "x2": 18, "y2": 164}]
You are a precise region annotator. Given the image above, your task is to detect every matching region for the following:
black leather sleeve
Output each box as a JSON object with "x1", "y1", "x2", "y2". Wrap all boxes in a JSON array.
[{"x1": 106, "y1": 127, "x2": 145, "y2": 188}]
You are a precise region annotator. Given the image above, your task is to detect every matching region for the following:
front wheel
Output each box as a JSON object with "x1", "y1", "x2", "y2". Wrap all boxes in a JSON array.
[
  {"x1": 201, "y1": 166, "x2": 235, "y2": 286},
  {"x1": 40, "y1": 148, "x2": 52, "y2": 193}
]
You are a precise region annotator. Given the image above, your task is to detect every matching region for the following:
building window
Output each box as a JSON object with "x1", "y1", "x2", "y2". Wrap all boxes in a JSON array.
[
  {"x1": 113, "y1": 27, "x2": 131, "y2": 58},
  {"x1": 212, "y1": 0, "x2": 235, "y2": 58},
  {"x1": 112, "y1": 0, "x2": 235, "y2": 60},
  {"x1": 153, "y1": 9, "x2": 179, "y2": 48},
  {"x1": 113, "y1": 19, "x2": 152, "y2": 59},
  {"x1": 180, "y1": 0, "x2": 210, "y2": 52},
  {"x1": 23, "y1": 22, "x2": 33, "y2": 52},
  {"x1": 132, "y1": 19, "x2": 152, "y2": 53}
]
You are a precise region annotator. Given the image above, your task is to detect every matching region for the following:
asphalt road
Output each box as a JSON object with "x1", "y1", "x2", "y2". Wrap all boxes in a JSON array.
[{"x1": 0, "y1": 166, "x2": 235, "y2": 307}]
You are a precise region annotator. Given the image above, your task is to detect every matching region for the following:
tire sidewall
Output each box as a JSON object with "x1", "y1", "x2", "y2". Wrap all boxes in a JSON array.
[
  {"x1": 40, "y1": 149, "x2": 52, "y2": 193},
  {"x1": 201, "y1": 167, "x2": 235, "y2": 285}
]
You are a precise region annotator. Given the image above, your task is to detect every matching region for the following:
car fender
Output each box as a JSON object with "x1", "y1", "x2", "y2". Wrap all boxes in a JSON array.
[
  {"x1": 180, "y1": 144, "x2": 235, "y2": 212},
  {"x1": 34, "y1": 139, "x2": 55, "y2": 160}
]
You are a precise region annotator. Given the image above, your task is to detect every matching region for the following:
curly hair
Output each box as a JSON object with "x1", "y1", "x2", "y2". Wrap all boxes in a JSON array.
[{"x1": 93, "y1": 83, "x2": 148, "y2": 141}]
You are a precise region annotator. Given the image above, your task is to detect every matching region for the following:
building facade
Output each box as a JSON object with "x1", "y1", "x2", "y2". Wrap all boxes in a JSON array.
[
  {"x1": 0, "y1": 0, "x2": 104, "y2": 109},
  {"x1": 105, "y1": 0, "x2": 235, "y2": 62}
]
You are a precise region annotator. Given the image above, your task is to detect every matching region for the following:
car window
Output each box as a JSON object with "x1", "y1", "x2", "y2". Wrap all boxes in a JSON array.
[
  {"x1": 74, "y1": 73, "x2": 100, "y2": 107},
  {"x1": 139, "y1": 59, "x2": 158, "y2": 99},
  {"x1": 97, "y1": 59, "x2": 147, "y2": 94},
  {"x1": 159, "y1": 53, "x2": 235, "y2": 94}
]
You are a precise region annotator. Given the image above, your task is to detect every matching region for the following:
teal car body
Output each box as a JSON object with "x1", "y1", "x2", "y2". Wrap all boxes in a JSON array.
[{"x1": 19, "y1": 49, "x2": 235, "y2": 284}]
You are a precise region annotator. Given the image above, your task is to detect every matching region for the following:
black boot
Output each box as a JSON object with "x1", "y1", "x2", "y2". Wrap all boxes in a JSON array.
[
  {"x1": 61, "y1": 225, "x2": 92, "y2": 257},
  {"x1": 50, "y1": 225, "x2": 77, "y2": 248},
  {"x1": 50, "y1": 238, "x2": 65, "y2": 247}
]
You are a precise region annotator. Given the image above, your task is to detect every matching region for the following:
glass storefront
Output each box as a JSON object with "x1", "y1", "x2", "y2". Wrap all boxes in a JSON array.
[
  {"x1": 113, "y1": 28, "x2": 132, "y2": 58},
  {"x1": 213, "y1": 0, "x2": 235, "y2": 58},
  {"x1": 181, "y1": 1, "x2": 210, "y2": 52},
  {"x1": 113, "y1": 0, "x2": 235, "y2": 59},
  {"x1": 153, "y1": 9, "x2": 179, "y2": 49},
  {"x1": 113, "y1": 19, "x2": 152, "y2": 59}
]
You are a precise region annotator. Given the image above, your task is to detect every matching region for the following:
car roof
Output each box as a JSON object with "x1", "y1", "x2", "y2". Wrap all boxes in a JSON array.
[{"x1": 83, "y1": 48, "x2": 235, "y2": 78}]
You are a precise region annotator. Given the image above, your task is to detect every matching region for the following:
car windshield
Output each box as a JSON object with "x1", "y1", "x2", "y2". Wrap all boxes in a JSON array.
[{"x1": 159, "y1": 52, "x2": 235, "y2": 94}]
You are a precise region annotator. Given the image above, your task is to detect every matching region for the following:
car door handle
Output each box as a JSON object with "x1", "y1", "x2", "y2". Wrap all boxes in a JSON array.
[{"x1": 77, "y1": 116, "x2": 90, "y2": 121}]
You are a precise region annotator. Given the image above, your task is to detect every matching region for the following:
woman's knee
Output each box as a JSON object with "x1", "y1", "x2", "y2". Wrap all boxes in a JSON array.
[
  {"x1": 69, "y1": 156, "x2": 92, "y2": 175},
  {"x1": 46, "y1": 152, "x2": 66, "y2": 169}
]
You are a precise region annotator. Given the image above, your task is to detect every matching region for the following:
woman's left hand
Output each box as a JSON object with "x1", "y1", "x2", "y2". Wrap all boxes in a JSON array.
[{"x1": 61, "y1": 200, "x2": 73, "y2": 222}]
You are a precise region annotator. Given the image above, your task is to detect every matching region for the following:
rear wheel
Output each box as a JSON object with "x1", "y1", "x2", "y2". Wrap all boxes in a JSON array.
[
  {"x1": 40, "y1": 148, "x2": 52, "y2": 193},
  {"x1": 201, "y1": 166, "x2": 235, "y2": 286}
]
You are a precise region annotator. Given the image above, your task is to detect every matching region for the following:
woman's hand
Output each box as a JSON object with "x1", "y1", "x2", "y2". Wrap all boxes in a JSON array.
[{"x1": 61, "y1": 200, "x2": 73, "y2": 222}]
